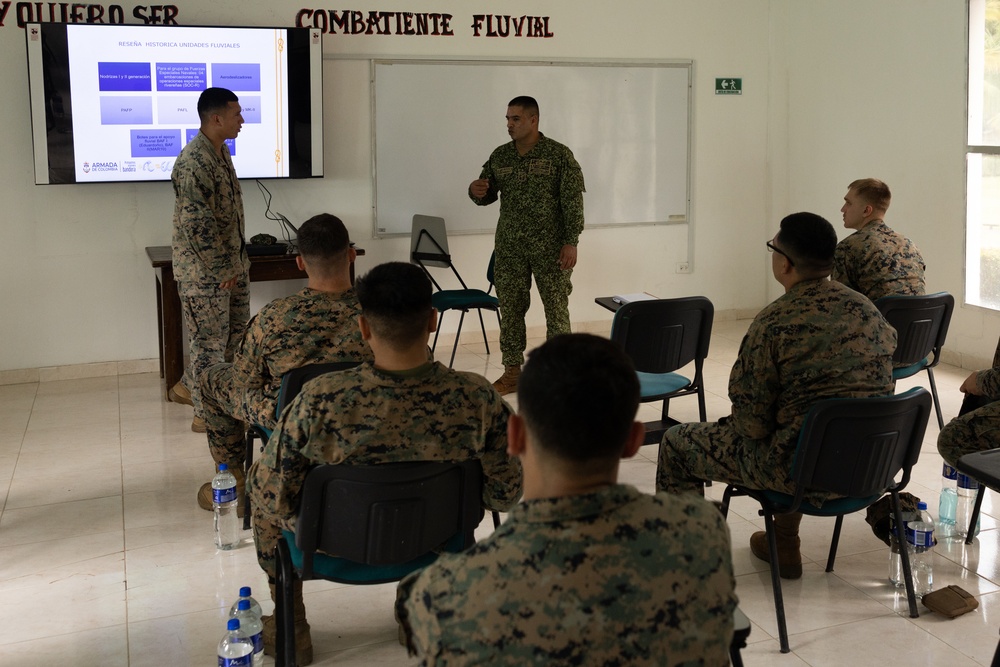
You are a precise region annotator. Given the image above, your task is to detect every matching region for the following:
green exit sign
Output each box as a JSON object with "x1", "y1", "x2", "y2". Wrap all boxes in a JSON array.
[{"x1": 715, "y1": 78, "x2": 742, "y2": 95}]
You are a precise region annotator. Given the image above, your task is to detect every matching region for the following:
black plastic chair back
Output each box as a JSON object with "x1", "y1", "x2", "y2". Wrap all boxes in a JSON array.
[
  {"x1": 874, "y1": 292, "x2": 953, "y2": 368},
  {"x1": 610, "y1": 296, "x2": 713, "y2": 375},
  {"x1": 791, "y1": 388, "x2": 933, "y2": 504},
  {"x1": 295, "y1": 460, "x2": 484, "y2": 576}
]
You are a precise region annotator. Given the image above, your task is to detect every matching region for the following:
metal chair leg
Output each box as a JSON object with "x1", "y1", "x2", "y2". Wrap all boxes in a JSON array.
[
  {"x1": 927, "y1": 367, "x2": 944, "y2": 430},
  {"x1": 762, "y1": 512, "x2": 790, "y2": 653},
  {"x1": 826, "y1": 515, "x2": 844, "y2": 572},
  {"x1": 965, "y1": 485, "x2": 986, "y2": 545},
  {"x1": 890, "y1": 490, "x2": 919, "y2": 618},
  {"x1": 475, "y1": 308, "x2": 490, "y2": 355},
  {"x1": 449, "y1": 311, "x2": 466, "y2": 368},
  {"x1": 430, "y1": 311, "x2": 445, "y2": 354},
  {"x1": 275, "y1": 539, "x2": 299, "y2": 667}
]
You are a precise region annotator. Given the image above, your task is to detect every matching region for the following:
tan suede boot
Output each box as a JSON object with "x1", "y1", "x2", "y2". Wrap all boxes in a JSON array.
[
  {"x1": 491, "y1": 365, "x2": 521, "y2": 396},
  {"x1": 262, "y1": 580, "x2": 313, "y2": 665},
  {"x1": 749, "y1": 512, "x2": 803, "y2": 579},
  {"x1": 197, "y1": 464, "x2": 246, "y2": 517}
]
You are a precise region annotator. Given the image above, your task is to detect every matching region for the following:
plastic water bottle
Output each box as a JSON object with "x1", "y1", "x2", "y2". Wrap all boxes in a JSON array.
[
  {"x1": 938, "y1": 463, "x2": 958, "y2": 538},
  {"x1": 233, "y1": 599, "x2": 263, "y2": 666},
  {"x1": 217, "y1": 618, "x2": 253, "y2": 667},
  {"x1": 888, "y1": 511, "x2": 911, "y2": 587},
  {"x1": 213, "y1": 463, "x2": 240, "y2": 550},
  {"x1": 956, "y1": 473, "x2": 982, "y2": 538},
  {"x1": 229, "y1": 587, "x2": 263, "y2": 621},
  {"x1": 907, "y1": 502, "x2": 934, "y2": 598}
]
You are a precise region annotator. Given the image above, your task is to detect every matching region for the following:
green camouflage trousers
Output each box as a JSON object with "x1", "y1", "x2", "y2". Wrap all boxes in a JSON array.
[
  {"x1": 656, "y1": 421, "x2": 796, "y2": 496},
  {"x1": 178, "y1": 276, "x2": 249, "y2": 417},
  {"x1": 494, "y1": 244, "x2": 572, "y2": 367},
  {"x1": 251, "y1": 503, "x2": 288, "y2": 582},
  {"x1": 937, "y1": 398, "x2": 1000, "y2": 467}
]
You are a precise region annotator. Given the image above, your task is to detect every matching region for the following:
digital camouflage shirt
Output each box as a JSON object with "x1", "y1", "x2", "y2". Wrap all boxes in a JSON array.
[
  {"x1": 170, "y1": 131, "x2": 250, "y2": 284},
  {"x1": 397, "y1": 484, "x2": 737, "y2": 667},
  {"x1": 728, "y1": 278, "x2": 897, "y2": 478},
  {"x1": 247, "y1": 361, "x2": 523, "y2": 527},
  {"x1": 470, "y1": 134, "x2": 585, "y2": 250},
  {"x1": 231, "y1": 287, "x2": 373, "y2": 428},
  {"x1": 831, "y1": 220, "x2": 925, "y2": 302}
]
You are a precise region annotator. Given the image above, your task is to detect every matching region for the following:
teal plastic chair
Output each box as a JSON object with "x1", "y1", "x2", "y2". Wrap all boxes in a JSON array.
[
  {"x1": 874, "y1": 292, "x2": 954, "y2": 429},
  {"x1": 609, "y1": 297, "x2": 714, "y2": 445},
  {"x1": 274, "y1": 460, "x2": 486, "y2": 667},
  {"x1": 720, "y1": 388, "x2": 933, "y2": 653}
]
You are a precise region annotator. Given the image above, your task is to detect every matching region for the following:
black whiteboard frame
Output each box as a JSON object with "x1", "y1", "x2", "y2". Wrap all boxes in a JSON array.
[{"x1": 371, "y1": 58, "x2": 693, "y2": 238}]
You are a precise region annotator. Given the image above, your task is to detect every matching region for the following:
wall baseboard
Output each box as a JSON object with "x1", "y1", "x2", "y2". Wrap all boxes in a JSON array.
[{"x1": 0, "y1": 358, "x2": 160, "y2": 387}]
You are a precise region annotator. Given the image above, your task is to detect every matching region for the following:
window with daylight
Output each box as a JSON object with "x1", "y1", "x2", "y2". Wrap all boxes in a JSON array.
[{"x1": 968, "y1": 0, "x2": 1000, "y2": 308}]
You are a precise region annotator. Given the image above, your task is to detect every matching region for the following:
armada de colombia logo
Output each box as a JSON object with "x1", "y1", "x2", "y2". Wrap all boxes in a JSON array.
[{"x1": 82, "y1": 162, "x2": 90, "y2": 173}]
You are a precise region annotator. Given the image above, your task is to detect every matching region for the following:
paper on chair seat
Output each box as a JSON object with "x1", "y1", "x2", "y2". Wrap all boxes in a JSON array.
[{"x1": 612, "y1": 292, "x2": 658, "y2": 305}]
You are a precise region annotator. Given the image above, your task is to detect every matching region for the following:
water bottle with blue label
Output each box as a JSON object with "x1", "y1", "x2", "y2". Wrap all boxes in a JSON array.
[
  {"x1": 233, "y1": 599, "x2": 263, "y2": 666},
  {"x1": 906, "y1": 501, "x2": 934, "y2": 598},
  {"x1": 217, "y1": 618, "x2": 253, "y2": 667},
  {"x1": 213, "y1": 463, "x2": 240, "y2": 550}
]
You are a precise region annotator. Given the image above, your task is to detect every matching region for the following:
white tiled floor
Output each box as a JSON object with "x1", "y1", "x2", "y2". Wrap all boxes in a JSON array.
[{"x1": 1, "y1": 319, "x2": 998, "y2": 665}]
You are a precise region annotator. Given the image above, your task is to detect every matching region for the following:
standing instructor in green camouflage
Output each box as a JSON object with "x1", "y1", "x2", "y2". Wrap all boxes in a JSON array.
[
  {"x1": 170, "y1": 87, "x2": 251, "y2": 432},
  {"x1": 469, "y1": 96, "x2": 586, "y2": 395}
]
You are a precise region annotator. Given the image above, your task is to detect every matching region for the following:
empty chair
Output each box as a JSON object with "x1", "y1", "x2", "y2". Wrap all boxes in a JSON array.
[
  {"x1": 609, "y1": 296, "x2": 714, "y2": 444},
  {"x1": 721, "y1": 388, "x2": 933, "y2": 653},
  {"x1": 274, "y1": 460, "x2": 486, "y2": 667},
  {"x1": 410, "y1": 214, "x2": 500, "y2": 367},
  {"x1": 874, "y1": 292, "x2": 954, "y2": 429}
]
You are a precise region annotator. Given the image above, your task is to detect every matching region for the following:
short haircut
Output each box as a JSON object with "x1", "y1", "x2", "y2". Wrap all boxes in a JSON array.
[
  {"x1": 518, "y1": 334, "x2": 639, "y2": 465},
  {"x1": 296, "y1": 214, "x2": 350, "y2": 266},
  {"x1": 848, "y1": 178, "x2": 891, "y2": 213},
  {"x1": 508, "y1": 96, "x2": 539, "y2": 116},
  {"x1": 775, "y1": 212, "x2": 838, "y2": 277},
  {"x1": 355, "y1": 262, "x2": 433, "y2": 347},
  {"x1": 197, "y1": 88, "x2": 238, "y2": 121}
]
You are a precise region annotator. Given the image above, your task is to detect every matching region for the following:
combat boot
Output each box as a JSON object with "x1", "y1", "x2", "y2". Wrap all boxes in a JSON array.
[
  {"x1": 749, "y1": 511, "x2": 803, "y2": 579},
  {"x1": 491, "y1": 365, "x2": 521, "y2": 396},
  {"x1": 262, "y1": 580, "x2": 313, "y2": 665},
  {"x1": 197, "y1": 463, "x2": 246, "y2": 517},
  {"x1": 168, "y1": 381, "x2": 193, "y2": 406}
]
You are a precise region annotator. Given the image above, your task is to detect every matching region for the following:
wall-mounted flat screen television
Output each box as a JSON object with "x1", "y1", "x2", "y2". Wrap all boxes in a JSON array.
[{"x1": 25, "y1": 23, "x2": 324, "y2": 184}]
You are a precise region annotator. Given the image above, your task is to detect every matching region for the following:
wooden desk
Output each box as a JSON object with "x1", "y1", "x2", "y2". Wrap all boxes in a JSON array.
[{"x1": 145, "y1": 245, "x2": 364, "y2": 400}]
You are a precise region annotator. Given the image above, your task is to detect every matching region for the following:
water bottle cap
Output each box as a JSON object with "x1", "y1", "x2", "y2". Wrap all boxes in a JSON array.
[
  {"x1": 240, "y1": 586, "x2": 251, "y2": 597},
  {"x1": 228, "y1": 618, "x2": 240, "y2": 631},
  {"x1": 917, "y1": 501, "x2": 928, "y2": 510},
  {"x1": 219, "y1": 463, "x2": 228, "y2": 472},
  {"x1": 238, "y1": 599, "x2": 251, "y2": 611}
]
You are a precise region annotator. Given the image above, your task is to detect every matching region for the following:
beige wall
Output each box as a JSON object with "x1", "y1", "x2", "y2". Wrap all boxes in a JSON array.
[{"x1": 0, "y1": 1, "x2": 982, "y2": 372}]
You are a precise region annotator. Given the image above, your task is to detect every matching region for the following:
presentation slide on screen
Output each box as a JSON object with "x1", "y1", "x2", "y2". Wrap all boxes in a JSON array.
[{"x1": 66, "y1": 25, "x2": 289, "y2": 182}]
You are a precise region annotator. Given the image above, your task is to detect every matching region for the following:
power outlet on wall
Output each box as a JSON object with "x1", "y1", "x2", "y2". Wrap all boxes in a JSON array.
[{"x1": 676, "y1": 262, "x2": 691, "y2": 274}]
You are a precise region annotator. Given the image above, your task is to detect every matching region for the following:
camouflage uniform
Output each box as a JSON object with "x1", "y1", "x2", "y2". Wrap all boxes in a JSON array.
[
  {"x1": 470, "y1": 134, "x2": 586, "y2": 367},
  {"x1": 246, "y1": 361, "x2": 523, "y2": 580},
  {"x1": 657, "y1": 279, "x2": 896, "y2": 503},
  {"x1": 171, "y1": 131, "x2": 251, "y2": 416},
  {"x1": 199, "y1": 287, "x2": 373, "y2": 469},
  {"x1": 831, "y1": 220, "x2": 925, "y2": 302},
  {"x1": 396, "y1": 484, "x2": 737, "y2": 667},
  {"x1": 938, "y1": 335, "x2": 1000, "y2": 466}
]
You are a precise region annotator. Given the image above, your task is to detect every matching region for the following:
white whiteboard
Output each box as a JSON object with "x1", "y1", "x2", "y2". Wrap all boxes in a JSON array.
[{"x1": 372, "y1": 59, "x2": 691, "y2": 237}]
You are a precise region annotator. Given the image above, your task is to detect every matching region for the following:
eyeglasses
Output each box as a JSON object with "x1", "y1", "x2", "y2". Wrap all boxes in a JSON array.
[{"x1": 766, "y1": 241, "x2": 795, "y2": 266}]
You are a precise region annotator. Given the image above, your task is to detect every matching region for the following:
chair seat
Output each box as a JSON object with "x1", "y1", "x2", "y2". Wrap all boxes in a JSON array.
[
  {"x1": 281, "y1": 529, "x2": 465, "y2": 584},
  {"x1": 891, "y1": 357, "x2": 930, "y2": 380},
  {"x1": 754, "y1": 490, "x2": 884, "y2": 517},
  {"x1": 637, "y1": 371, "x2": 692, "y2": 399},
  {"x1": 432, "y1": 290, "x2": 499, "y2": 311}
]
